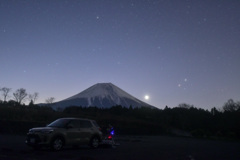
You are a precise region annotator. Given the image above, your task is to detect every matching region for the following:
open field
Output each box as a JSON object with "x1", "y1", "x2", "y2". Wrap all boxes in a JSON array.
[{"x1": 0, "y1": 134, "x2": 239, "y2": 160}]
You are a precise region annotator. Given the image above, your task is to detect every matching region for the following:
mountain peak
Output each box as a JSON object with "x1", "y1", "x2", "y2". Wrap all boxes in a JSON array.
[{"x1": 51, "y1": 83, "x2": 155, "y2": 110}]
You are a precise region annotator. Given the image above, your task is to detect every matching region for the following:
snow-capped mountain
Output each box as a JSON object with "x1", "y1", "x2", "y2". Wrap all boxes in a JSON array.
[{"x1": 51, "y1": 83, "x2": 154, "y2": 110}]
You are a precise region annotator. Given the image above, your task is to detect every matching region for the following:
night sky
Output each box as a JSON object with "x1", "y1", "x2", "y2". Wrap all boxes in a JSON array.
[{"x1": 1, "y1": 0, "x2": 240, "y2": 110}]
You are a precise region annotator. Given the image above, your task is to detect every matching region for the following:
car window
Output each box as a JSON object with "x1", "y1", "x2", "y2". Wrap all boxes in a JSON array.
[
  {"x1": 92, "y1": 121, "x2": 100, "y2": 128},
  {"x1": 47, "y1": 119, "x2": 70, "y2": 128},
  {"x1": 80, "y1": 120, "x2": 92, "y2": 128},
  {"x1": 68, "y1": 120, "x2": 81, "y2": 128}
]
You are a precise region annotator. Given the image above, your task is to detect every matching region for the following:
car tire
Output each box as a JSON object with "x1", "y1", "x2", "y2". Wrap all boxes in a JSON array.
[
  {"x1": 51, "y1": 137, "x2": 64, "y2": 151},
  {"x1": 90, "y1": 137, "x2": 100, "y2": 149}
]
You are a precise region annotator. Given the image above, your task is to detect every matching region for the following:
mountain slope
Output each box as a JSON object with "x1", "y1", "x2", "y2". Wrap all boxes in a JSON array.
[{"x1": 51, "y1": 83, "x2": 154, "y2": 110}]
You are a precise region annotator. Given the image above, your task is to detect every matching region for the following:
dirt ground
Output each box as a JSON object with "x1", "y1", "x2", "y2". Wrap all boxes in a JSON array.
[{"x1": 0, "y1": 134, "x2": 239, "y2": 160}]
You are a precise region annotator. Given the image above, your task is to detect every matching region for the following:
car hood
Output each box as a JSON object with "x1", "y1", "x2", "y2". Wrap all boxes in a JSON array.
[
  {"x1": 28, "y1": 127, "x2": 56, "y2": 133},
  {"x1": 30, "y1": 127, "x2": 54, "y2": 131}
]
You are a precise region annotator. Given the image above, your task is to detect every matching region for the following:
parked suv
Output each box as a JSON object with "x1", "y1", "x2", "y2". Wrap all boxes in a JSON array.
[{"x1": 26, "y1": 118, "x2": 102, "y2": 151}]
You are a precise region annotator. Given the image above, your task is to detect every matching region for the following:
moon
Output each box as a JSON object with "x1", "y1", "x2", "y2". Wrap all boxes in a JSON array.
[{"x1": 144, "y1": 95, "x2": 149, "y2": 100}]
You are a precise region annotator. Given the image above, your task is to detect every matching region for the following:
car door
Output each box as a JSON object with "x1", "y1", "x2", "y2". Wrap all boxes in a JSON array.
[
  {"x1": 65, "y1": 120, "x2": 82, "y2": 145},
  {"x1": 78, "y1": 120, "x2": 93, "y2": 144}
]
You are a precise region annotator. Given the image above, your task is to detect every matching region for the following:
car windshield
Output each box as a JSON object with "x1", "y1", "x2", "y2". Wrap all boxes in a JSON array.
[{"x1": 47, "y1": 119, "x2": 70, "y2": 128}]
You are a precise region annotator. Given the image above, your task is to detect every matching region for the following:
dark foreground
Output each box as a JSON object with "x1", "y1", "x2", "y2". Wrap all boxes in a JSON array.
[{"x1": 0, "y1": 134, "x2": 239, "y2": 160}]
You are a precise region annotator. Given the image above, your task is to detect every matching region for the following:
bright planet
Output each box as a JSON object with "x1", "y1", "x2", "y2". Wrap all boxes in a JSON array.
[{"x1": 144, "y1": 95, "x2": 149, "y2": 100}]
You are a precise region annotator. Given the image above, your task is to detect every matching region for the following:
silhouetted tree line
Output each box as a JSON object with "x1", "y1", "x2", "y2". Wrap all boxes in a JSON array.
[
  {"x1": 0, "y1": 87, "x2": 55, "y2": 106},
  {"x1": 0, "y1": 99, "x2": 239, "y2": 139}
]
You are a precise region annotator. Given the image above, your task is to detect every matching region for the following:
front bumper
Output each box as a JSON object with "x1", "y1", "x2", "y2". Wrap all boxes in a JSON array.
[{"x1": 25, "y1": 133, "x2": 50, "y2": 147}]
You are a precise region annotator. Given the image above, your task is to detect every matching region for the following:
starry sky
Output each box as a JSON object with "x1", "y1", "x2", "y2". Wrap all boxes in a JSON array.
[{"x1": 1, "y1": 0, "x2": 240, "y2": 110}]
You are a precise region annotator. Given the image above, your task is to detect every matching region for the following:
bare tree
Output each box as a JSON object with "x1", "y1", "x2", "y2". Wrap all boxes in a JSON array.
[
  {"x1": 13, "y1": 88, "x2": 28, "y2": 104},
  {"x1": 177, "y1": 103, "x2": 193, "y2": 109},
  {"x1": 28, "y1": 92, "x2": 39, "y2": 104},
  {"x1": 223, "y1": 99, "x2": 239, "y2": 112},
  {"x1": 0, "y1": 87, "x2": 11, "y2": 102},
  {"x1": 45, "y1": 97, "x2": 55, "y2": 104}
]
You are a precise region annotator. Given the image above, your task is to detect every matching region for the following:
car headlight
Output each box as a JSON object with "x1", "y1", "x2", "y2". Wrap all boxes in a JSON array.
[{"x1": 28, "y1": 129, "x2": 34, "y2": 134}]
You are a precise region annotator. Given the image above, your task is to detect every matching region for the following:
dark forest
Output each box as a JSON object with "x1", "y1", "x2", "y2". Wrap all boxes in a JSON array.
[{"x1": 0, "y1": 99, "x2": 239, "y2": 140}]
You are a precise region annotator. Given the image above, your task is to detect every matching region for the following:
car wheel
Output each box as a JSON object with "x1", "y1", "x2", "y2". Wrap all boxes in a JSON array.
[
  {"x1": 51, "y1": 137, "x2": 64, "y2": 151},
  {"x1": 90, "y1": 137, "x2": 100, "y2": 148}
]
